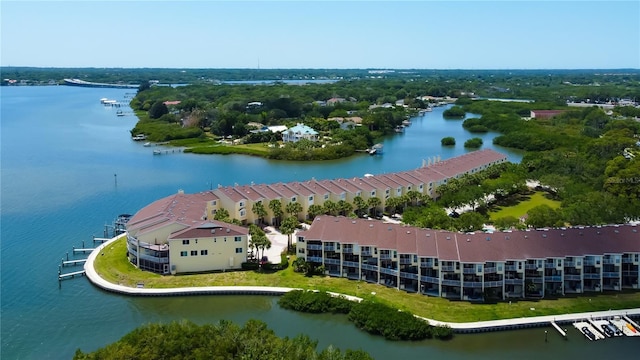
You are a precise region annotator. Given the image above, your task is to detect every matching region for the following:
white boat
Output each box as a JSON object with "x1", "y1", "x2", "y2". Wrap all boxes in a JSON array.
[
  {"x1": 153, "y1": 150, "x2": 162, "y2": 155},
  {"x1": 369, "y1": 143, "x2": 383, "y2": 155},
  {"x1": 143, "y1": 142, "x2": 151, "y2": 147},
  {"x1": 402, "y1": 119, "x2": 411, "y2": 126},
  {"x1": 132, "y1": 134, "x2": 146, "y2": 141}
]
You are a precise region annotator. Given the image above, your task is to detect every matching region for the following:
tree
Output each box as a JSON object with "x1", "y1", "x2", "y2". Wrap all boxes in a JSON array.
[
  {"x1": 367, "y1": 197, "x2": 381, "y2": 217},
  {"x1": 307, "y1": 204, "x2": 324, "y2": 220},
  {"x1": 385, "y1": 196, "x2": 402, "y2": 215},
  {"x1": 464, "y1": 137, "x2": 483, "y2": 148},
  {"x1": 337, "y1": 200, "x2": 353, "y2": 216},
  {"x1": 213, "y1": 208, "x2": 230, "y2": 222},
  {"x1": 526, "y1": 204, "x2": 561, "y2": 228},
  {"x1": 280, "y1": 216, "x2": 298, "y2": 253},
  {"x1": 269, "y1": 199, "x2": 283, "y2": 226},
  {"x1": 285, "y1": 201, "x2": 303, "y2": 220},
  {"x1": 456, "y1": 211, "x2": 486, "y2": 232},
  {"x1": 353, "y1": 196, "x2": 366, "y2": 217},
  {"x1": 148, "y1": 100, "x2": 169, "y2": 119},
  {"x1": 323, "y1": 200, "x2": 339, "y2": 216},
  {"x1": 441, "y1": 137, "x2": 456, "y2": 146},
  {"x1": 251, "y1": 201, "x2": 267, "y2": 225}
]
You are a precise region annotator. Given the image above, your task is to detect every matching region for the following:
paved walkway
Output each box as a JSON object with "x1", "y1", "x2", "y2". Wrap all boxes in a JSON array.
[{"x1": 85, "y1": 234, "x2": 640, "y2": 332}]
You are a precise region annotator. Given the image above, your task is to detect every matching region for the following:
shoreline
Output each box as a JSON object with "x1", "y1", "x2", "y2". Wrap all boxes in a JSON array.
[{"x1": 85, "y1": 234, "x2": 640, "y2": 333}]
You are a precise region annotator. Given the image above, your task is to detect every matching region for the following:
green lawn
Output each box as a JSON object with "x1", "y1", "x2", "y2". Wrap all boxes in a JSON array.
[
  {"x1": 489, "y1": 192, "x2": 560, "y2": 221},
  {"x1": 94, "y1": 237, "x2": 640, "y2": 323}
]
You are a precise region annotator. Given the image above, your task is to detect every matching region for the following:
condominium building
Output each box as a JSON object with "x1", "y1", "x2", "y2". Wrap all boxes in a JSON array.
[
  {"x1": 208, "y1": 149, "x2": 508, "y2": 225},
  {"x1": 297, "y1": 216, "x2": 639, "y2": 300},
  {"x1": 125, "y1": 190, "x2": 249, "y2": 275}
]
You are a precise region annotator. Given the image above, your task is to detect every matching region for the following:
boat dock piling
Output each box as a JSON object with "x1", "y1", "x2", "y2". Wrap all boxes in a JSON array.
[
  {"x1": 92, "y1": 236, "x2": 111, "y2": 243},
  {"x1": 58, "y1": 265, "x2": 86, "y2": 281},
  {"x1": 550, "y1": 321, "x2": 567, "y2": 338}
]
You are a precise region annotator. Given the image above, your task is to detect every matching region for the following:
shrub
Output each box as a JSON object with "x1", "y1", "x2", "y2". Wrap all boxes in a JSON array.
[
  {"x1": 441, "y1": 137, "x2": 456, "y2": 146},
  {"x1": 241, "y1": 262, "x2": 259, "y2": 270},
  {"x1": 464, "y1": 137, "x2": 483, "y2": 148}
]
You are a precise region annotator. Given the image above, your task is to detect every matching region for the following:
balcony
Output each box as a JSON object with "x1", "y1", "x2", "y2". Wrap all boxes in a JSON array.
[
  {"x1": 307, "y1": 256, "x2": 323, "y2": 263},
  {"x1": 545, "y1": 275, "x2": 562, "y2": 282},
  {"x1": 564, "y1": 274, "x2": 581, "y2": 281},
  {"x1": 525, "y1": 264, "x2": 541, "y2": 270},
  {"x1": 420, "y1": 275, "x2": 439, "y2": 284},
  {"x1": 400, "y1": 272, "x2": 418, "y2": 280},
  {"x1": 361, "y1": 250, "x2": 372, "y2": 256},
  {"x1": 463, "y1": 268, "x2": 477, "y2": 274},
  {"x1": 442, "y1": 279, "x2": 461, "y2": 287},
  {"x1": 362, "y1": 264, "x2": 378, "y2": 272},
  {"x1": 603, "y1": 271, "x2": 621, "y2": 278},
  {"x1": 463, "y1": 282, "x2": 483, "y2": 288},
  {"x1": 380, "y1": 268, "x2": 398, "y2": 276},
  {"x1": 584, "y1": 273, "x2": 601, "y2": 279},
  {"x1": 342, "y1": 260, "x2": 358, "y2": 268},
  {"x1": 342, "y1": 247, "x2": 353, "y2": 254},
  {"x1": 505, "y1": 278, "x2": 523, "y2": 285},
  {"x1": 307, "y1": 244, "x2": 322, "y2": 251},
  {"x1": 485, "y1": 266, "x2": 497, "y2": 273},
  {"x1": 324, "y1": 258, "x2": 340, "y2": 265},
  {"x1": 440, "y1": 265, "x2": 455, "y2": 272},
  {"x1": 380, "y1": 254, "x2": 392, "y2": 260},
  {"x1": 324, "y1": 245, "x2": 336, "y2": 252},
  {"x1": 400, "y1": 258, "x2": 413, "y2": 265}
]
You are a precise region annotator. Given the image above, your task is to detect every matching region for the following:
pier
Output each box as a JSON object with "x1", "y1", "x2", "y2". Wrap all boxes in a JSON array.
[{"x1": 550, "y1": 321, "x2": 567, "y2": 338}]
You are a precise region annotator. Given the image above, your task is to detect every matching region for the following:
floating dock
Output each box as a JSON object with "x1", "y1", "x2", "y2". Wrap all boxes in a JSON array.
[
  {"x1": 611, "y1": 316, "x2": 640, "y2": 336},
  {"x1": 573, "y1": 321, "x2": 605, "y2": 341}
]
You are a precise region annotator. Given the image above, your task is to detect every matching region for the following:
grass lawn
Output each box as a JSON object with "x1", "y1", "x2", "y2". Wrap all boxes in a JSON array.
[
  {"x1": 489, "y1": 192, "x2": 560, "y2": 221},
  {"x1": 94, "y1": 237, "x2": 640, "y2": 323}
]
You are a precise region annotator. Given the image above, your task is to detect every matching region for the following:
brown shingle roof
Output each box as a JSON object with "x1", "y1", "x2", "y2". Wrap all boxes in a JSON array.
[{"x1": 299, "y1": 216, "x2": 639, "y2": 262}]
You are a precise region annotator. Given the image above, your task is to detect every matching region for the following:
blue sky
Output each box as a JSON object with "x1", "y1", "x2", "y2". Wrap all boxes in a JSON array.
[{"x1": 2, "y1": 1, "x2": 639, "y2": 69}]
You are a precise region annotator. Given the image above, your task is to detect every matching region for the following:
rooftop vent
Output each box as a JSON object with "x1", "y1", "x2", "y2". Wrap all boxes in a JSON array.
[
  {"x1": 352, "y1": 220, "x2": 356, "y2": 224},
  {"x1": 466, "y1": 238, "x2": 470, "y2": 242},
  {"x1": 426, "y1": 233, "x2": 430, "y2": 237},
  {"x1": 369, "y1": 224, "x2": 374, "y2": 228},
  {"x1": 542, "y1": 234, "x2": 547, "y2": 238},
  {"x1": 486, "y1": 237, "x2": 491, "y2": 241},
  {"x1": 226, "y1": 228, "x2": 230, "y2": 233},
  {"x1": 446, "y1": 236, "x2": 451, "y2": 240},
  {"x1": 406, "y1": 230, "x2": 411, "y2": 234},
  {"x1": 211, "y1": 229, "x2": 216, "y2": 234}
]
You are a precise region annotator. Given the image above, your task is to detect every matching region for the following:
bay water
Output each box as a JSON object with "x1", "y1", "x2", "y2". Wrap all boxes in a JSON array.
[{"x1": 1, "y1": 86, "x2": 636, "y2": 359}]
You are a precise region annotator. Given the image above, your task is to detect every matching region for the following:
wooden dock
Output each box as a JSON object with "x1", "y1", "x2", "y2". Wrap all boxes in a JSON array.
[
  {"x1": 73, "y1": 247, "x2": 95, "y2": 253},
  {"x1": 58, "y1": 268, "x2": 86, "y2": 281},
  {"x1": 62, "y1": 258, "x2": 87, "y2": 267}
]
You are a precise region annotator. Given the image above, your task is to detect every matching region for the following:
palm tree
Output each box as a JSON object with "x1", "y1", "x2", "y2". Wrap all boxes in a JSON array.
[
  {"x1": 268, "y1": 199, "x2": 283, "y2": 226},
  {"x1": 385, "y1": 196, "x2": 402, "y2": 215},
  {"x1": 353, "y1": 196, "x2": 366, "y2": 217},
  {"x1": 337, "y1": 200, "x2": 353, "y2": 216},
  {"x1": 280, "y1": 216, "x2": 298, "y2": 253},
  {"x1": 367, "y1": 197, "x2": 381, "y2": 217},
  {"x1": 251, "y1": 201, "x2": 267, "y2": 225},
  {"x1": 307, "y1": 204, "x2": 324, "y2": 220},
  {"x1": 406, "y1": 190, "x2": 422, "y2": 206},
  {"x1": 323, "y1": 200, "x2": 338, "y2": 216},
  {"x1": 285, "y1": 201, "x2": 303, "y2": 221}
]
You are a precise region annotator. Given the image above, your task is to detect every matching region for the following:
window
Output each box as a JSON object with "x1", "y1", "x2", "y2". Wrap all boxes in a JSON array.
[
  {"x1": 291, "y1": 196, "x2": 297, "y2": 202},
  {"x1": 309, "y1": 195, "x2": 314, "y2": 202},
  {"x1": 182, "y1": 240, "x2": 190, "y2": 245},
  {"x1": 385, "y1": 189, "x2": 390, "y2": 195},
  {"x1": 212, "y1": 200, "x2": 217, "y2": 205},
  {"x1": 340, "y1": 193, "x2": 346, "y2": 200},
  {"x1": 201, "y1": 250, "x2": 208, "y2": 255},
  {"x1": 235, "y1": 236, "x2": 242, "y2": 242},
  {"x1": 180, "y1": 251, "x2": 188, "y2": 257},
  {"x1": 298, "y1": 248, "x2": 305, "y2": 254},
  {"x1": 224, "y1": 237, "x2": 227, "y2": 242},
  {"x1": 324, "y1": 194, "x2": 329, "y2": 200},
  {"x1": 298, "y1": 236, "x2": 304, "y2": 243},
  {"x1": 239, "y1": 201, "x2": 245, "y2": 207},
  {"x1": 356, "y1": 191, "x2": 361, "y2": 197},
  {"x1": 191, "y1": 250, "x2": 198, "y2": 256},
  {"x1": 235, "y1": 248, "x2": 243, "y2": 253},
  {"x1": 371, "y1": 191, "x2": 376, "y2": 196},
  {"x1": 240, "y1": 209, "x2": 246, "y2": 217}
]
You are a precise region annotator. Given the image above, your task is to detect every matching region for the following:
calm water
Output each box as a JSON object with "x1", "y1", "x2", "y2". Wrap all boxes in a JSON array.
[{"x1": 1, "y1": 86, "x2": 636, "y2": 359}]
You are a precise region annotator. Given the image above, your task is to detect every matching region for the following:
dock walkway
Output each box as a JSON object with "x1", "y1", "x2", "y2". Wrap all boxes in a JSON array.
[{"x1": 85, "y1": 235, "x2": 640, "y2": 333}]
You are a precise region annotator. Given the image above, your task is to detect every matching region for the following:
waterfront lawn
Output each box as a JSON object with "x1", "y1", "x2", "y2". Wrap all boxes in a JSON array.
[
  {"x1": 94, "y1": 237, "x2": 640, "y2": 323},
  {"x1": 489, "y1": 192, "x2": 560, "y2": 221}
]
